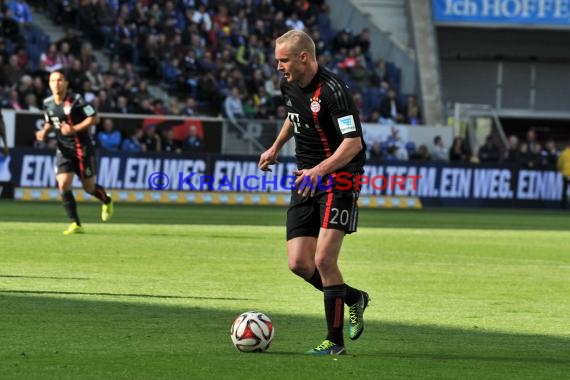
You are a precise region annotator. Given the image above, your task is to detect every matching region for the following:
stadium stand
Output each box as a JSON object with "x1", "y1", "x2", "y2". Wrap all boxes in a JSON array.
[
  {"x1": 7, "y1": 0, "x2": 561, "y2": 168},
  {"x1": 4, "y1": 1, "x2": 410, "y2": 121}
]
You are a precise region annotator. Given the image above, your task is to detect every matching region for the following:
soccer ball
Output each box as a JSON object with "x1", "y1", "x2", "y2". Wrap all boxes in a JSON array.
[{"x1": 230, "y1": 311, "x2": 274, "y2": 352}]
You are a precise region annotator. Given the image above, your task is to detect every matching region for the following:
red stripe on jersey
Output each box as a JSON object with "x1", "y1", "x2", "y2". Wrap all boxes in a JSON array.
[
  {"x1": 312, "y1": 84, "x2": 332, "y2": 158},
  {"x1": 74, "y1": 135, "x2": 84, "y2": 179},
  {"x1": 65, "y1": 97, "x2": 85, "y2": 179},
  {"x1": 333, "y1": 296, "x2": 343, "y2": 328},
  {"x1": 321, "y1": 174, "x2": 335, "y2": 229}
]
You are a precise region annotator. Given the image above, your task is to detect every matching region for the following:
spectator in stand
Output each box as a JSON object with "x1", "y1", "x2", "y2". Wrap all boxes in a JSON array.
[
  {"x1": 332, "y1": 28, "x2": 354, "y2": 52},
  {"x1": 93, "y1": 0, "x2": 116, "y2": 51},
  {"x1": 347, "y1": 54, "x2": 373, "y2": 89},
  {"x1": 24, "y1": 93, "x2": 40, "y2": 111},
  {"x1": 2, "y1": 8, "x2": 24, "y2": 51},
  {"x1": 366, "y1": 110, "x2": 381, "y2": 124},
  {"x1": 525, "y1": 128, "x2": 539, "y2": 153},
  {"x1": 141, "y1": 124, "x2": 162, "y2": 152},
  {"x1": 79, "y1": 42, "x2": 97, "y2": 70},
  {"x1": 96, "y1": 89, "x2": 115, "y2": 113},
  {"x1": 405, "y1": 95, "x2": 422, "y2": 125},
  {"x1": 57, "y1": 41, "x2": 75, "y2": 69},
  {"x1": 285, "y1": 12, "x2": 305, "y2": 31},
  {"x1": 530, "y1": 142, "x2": 543, "y2": 167},
  {"x1": 85, "y1": 62, "x2": 104, "y2": 93},
  {"x1": 121, "y1": 129, "x2": 144, "y2": 152},
  {"x1": 192, "y1": 4, "x2": 212, "y2": 31},
  {"x1": 354, "y1": 28, "x2": 371, "y2": 59},
  {"x1": 352, "y1": 91, "x2": 364, "y2": 120},
  {"x1": 1, "y1": 54, "x2": 24, "y2": 87},
  {"x1": 410, "y1": 144, "x2": 431, "y2": 162},
  {"x1": 185, "y1": 124, "x2": 203, "y2": 151},
  {"x1": 32, "y1": 75, "x2": 49, "y2": 101},
  {"x1": 80, "y1": 80, "x2": 97, "y2": 103},
  {"x1": 57, "y1": 28, "x2": 83, "y2": 57},
  {"x1": 113, "y1": 95, "x2": 131, "y2": 114},
  {"x1": 517, "y1": 143, "x2": 534, "y2": 168},
  {"x1": 275, "y1": 104, "x2": 287, "y2": 120},
  {"x1": 368, "y1": 141, "x2": 383, "y2": 161},
  {"x1": 97, "y1": 118, "x2": 122, "y2": 151},
  {"x1": 136, "y1": 98, "x2": 155, "y2": 115},
  {"x1": 478, "y1": 135, "x2": 501, "y2": 163},
  {"x1": 8, "y1": 0, "x2": 33, "y2": 27},
  {"x1": 162, "y1": 129, "x2": 182, "y2": 154},
  {"x1": 372, "y1": 58, "x2": 390, "y2": 87},
  {"x1": 7, "y1": 89, "x2": 24, "y2": 110},
  {"x1": 224, "y1": 87, "x2": 245, "y2": 123},
  {"x1": 197, "y1": 70, "x2": 224, "y2": 114},
  {"x1": 152, "y1": 99, "x2": 167, "y2": 115},
  {"x1": 254, "y1": 103, "x2": 274, "y2": 120},
  {"x1": 541, "y1": 138, "x2": 559, "y2": 167},
  {"x1": 432, "y1": 135, "x2": 449, "y2": 162},
  {"x1": 252, "y1": 85, "x2": 273, "y2": 110},
  {"x1": 378, "y1": 88, "x2": 405, "y2": 125},
  {"x1": 181, "y1": 97, "x2": 200, "y2": 117},
  {"x1": 557, "y1": 139, "x2": 570, "y2": 209},
  {"x1": 505, "y1": 135, "x2": 519, "y2": 162},
  {"x1": 78, "y1": 0, "x2": 98, "y2": 44},
  {"x1": 385, "y1": 128, "x2": 408, "y2": 161},
  {"x1": 236, "y1": 34, "x2": 265, "y2": 69},
  {"x1": 167, "y1": 100, "x2": 181, "y2": 115},
  {"x1": 449, "y1": 136, "x2": 468, "y2": 162},
  {"x1": 67, "y1": 59, "x2": 87, "y2": 92}
]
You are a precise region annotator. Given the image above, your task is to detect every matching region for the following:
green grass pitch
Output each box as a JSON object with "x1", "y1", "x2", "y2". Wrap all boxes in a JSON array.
[{"x1": 0, "y1": 201, "x2": 569, "y2": 379}]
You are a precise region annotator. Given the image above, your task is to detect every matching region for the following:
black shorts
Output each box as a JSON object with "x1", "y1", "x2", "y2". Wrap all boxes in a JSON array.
[
  {"x1": 56, "y1": 149, "x2": 97, "y2": 179},
  {"x1": 286, "y1": 173, "x2": 360, "y2": 240}
]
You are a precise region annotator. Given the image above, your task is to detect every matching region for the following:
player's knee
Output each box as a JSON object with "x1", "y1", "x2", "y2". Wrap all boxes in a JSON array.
[
  {"x1": 288, "y1": 258, "x2": 312, "y2": 277},
  {"x1": 314, "y1": 255, "x2": 337, "y2": 274}
]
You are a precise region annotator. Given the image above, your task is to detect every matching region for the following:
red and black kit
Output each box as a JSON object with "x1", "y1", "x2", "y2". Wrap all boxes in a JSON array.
[
  {"x1": 43, "y1": 92, "x2": 98, "y2": 178},
  {"x1": 281, "y1": 66, "x2": 367, "y2": 239}
]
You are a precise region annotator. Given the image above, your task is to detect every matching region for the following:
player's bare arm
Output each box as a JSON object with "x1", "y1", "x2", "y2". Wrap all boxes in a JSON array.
[
  {"x1": 60, "y1": 115, "x2": 100, "y2": 136},
  {"x1": 258, "y1": 118, "x2": 294, "y2": 172},
  {"x1": 36, "y1": 122, "x2": 53, "y2": 141},
  {"x1": 294, "y1": 137, "x2": 362, "y2": 197}
]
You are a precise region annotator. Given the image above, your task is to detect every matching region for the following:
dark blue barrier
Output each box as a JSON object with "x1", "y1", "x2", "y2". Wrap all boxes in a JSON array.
[{"x1": 5, "y1": 149, "x2": 564, "y2": 208}]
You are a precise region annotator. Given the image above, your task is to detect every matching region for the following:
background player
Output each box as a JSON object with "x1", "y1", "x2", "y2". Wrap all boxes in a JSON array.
[{"x1": 36, "y1": 70, "x2": 113, "y2": 234}]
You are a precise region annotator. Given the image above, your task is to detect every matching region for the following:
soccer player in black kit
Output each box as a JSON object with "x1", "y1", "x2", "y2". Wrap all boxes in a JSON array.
[
  {"x1": 36, "y1": 71, "x2": 114, "y2": 234},
  {"x1": 258, "y1": 30, "x2": 369, "y2": 355}
]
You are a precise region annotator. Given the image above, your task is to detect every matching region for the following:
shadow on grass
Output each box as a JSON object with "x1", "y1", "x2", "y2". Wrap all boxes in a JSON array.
[
  {"x1": 3, "y1": 201, "x2": 570, "y2": 231},
  {"x1": 0, "y1": 294, "x2": 568, "y2": 380}
]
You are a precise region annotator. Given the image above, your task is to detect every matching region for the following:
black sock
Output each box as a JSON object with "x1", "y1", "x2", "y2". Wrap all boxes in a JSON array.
[
  {"x1": 89, "y1": 184, "x2": 111, "y2": 204},
  {"x1": 307, "y1": 269, "x2": 361, "y2": 306},
  {"x1": 61, "y1": 190, "x2": 81, "y2": 225},
  {"x1": 345, "y1": 284, "x2": 362, "y2": 306},
  {"x1": 305, "y1": 269, "x2": 323, "y2": 291},
  {"x1": 324, "y1": 284, "x2": 346, "y2": 346}
]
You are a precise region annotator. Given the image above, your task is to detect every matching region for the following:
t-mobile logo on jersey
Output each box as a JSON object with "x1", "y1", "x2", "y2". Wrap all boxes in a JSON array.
[{"x1": 288, "y1": 112, "x2": 310, "y2": 134}]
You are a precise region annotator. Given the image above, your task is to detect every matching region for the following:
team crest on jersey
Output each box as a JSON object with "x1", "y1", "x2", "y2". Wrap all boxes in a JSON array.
[
  {"x1": 310, "y1": 101, "x2": 320, "y2": 113},
  {"x1": 310, "y1": 97, "x2": 321, "y2": 113}
]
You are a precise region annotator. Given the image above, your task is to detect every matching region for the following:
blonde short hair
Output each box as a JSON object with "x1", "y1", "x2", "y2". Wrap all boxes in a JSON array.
[{"x1": 276, "y1": 30, "x2": 316, "y2": 60}]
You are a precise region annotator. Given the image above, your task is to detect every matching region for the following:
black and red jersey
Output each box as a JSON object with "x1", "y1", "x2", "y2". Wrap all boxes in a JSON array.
[
  {"x1": 43, "y1": 92, "x2": 97, "y2": 156},
  {"x1": 281, "y1": 66, "x2": 366, "y2": 173}
]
